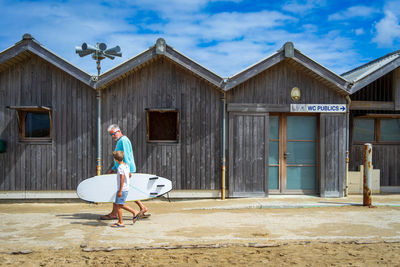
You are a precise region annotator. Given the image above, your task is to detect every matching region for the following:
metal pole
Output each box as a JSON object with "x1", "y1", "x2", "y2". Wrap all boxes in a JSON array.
[
  {"x1": 363, "y1": 143, "x2": 372, "y2": 206},
  {"x1": 96, "y1": 60, "x2": 102, "y2": 176},
  {"x1": 221, "y1": 94, "x2": 226, "y2": 200},
  {"x1": 345, "y1": 96, "x2": 351, "y2": 196}
]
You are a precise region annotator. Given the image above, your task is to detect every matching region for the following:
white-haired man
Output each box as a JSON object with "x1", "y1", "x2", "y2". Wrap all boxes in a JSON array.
[{"x1": 100, "y1": 124, "x2": 149, "y2": 220}]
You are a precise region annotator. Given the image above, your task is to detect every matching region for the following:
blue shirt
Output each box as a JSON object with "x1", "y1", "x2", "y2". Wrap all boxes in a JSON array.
[{"x1": 112, "y1": 136, "x2": 136, "y2": 173}]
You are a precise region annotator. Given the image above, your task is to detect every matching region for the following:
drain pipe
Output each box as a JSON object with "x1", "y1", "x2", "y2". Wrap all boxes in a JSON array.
[
  {"x1": 345, "y1": 95, "x2": 351, "y2": 196},
  {"x1": 96, "y1": 60, "x2": 102, "y2": 176},
  {"x1": 221, "y1": 92, "x2": 227, "y2": 200},
  {"x1": 96, "y1": 90, "x2": 102, "y2": 176}
]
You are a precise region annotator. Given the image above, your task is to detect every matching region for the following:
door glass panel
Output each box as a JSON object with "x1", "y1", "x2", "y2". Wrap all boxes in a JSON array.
[
  {"x1": 286, "y1": 116, "x2": 317, "y2": 191},
  {"x1": 270, "y1": 116, "x2": 279, "y2": 139},
  {"x1": 380, "y1": 119, "x2": 400, "y2": 141},
  {"x1": 268, "y1": 116, "x2": 279, "y2": 191},
  {"x1": 269, "y1": 141, "x2": 279, "y2": 164},
  {"x1": 286, "y1": 142, "x2": 316, "y2": 164},
  {"x1": 287, "y1": 167, "x2": 316, "y2": 190},
  {"x1": 268, "y1": 167, "x2": 279, "y2": 190},
  {"x1": 287, "y1": 116, "x2": 316, "y2": 140}
]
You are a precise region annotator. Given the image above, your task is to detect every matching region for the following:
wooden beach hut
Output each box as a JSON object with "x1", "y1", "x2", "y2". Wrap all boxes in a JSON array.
[
  {"x1": 343, "y1": 50, "x2": 400, "y2": 193},
  {"x1": 224, "y1": 42, "x2": 351, "y2": 197},
  {"x1": 1, "y1": 35, "x2": 397, "y2": 199},
  {"x1": 0, "y1": 34, "x2": 97, "y2": 197},
  {"x1": 96, "y1": 38, "x2": 225, "y2": 197}
]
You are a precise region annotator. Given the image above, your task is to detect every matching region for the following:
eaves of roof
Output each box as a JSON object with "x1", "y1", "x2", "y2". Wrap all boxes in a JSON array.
[
  {"x1": 96, "y1": 38, "x2": 225, "y2": 90},
  {"x1": 0, "y1": 34, "x2": 94, "y2": 88},
  {"x1": 223, "y1": 42, "x2": 350, "y2": 95}
]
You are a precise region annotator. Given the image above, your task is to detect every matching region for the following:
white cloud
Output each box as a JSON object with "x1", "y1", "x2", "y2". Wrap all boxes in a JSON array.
[
  {"x1": 282, "y1": 0, "x2": 326, "y2": 14},
  {"x1": 373, "y1": 5, "x2": 400, "y2": 47},
  {"x1": 328, "y1": 5, "x2": 377, "y2": 20},
  {"x1": 0, "y1": 0, "x2": 365, "y2": 76},
  {"x1": 355, "y1": 28, "x2": 365, "y2": 35}
]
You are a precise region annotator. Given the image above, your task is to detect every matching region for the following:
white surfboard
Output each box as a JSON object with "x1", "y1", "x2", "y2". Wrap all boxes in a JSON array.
[{"x1": 76, "y1": 173, "x2": 172, "y2": 203}]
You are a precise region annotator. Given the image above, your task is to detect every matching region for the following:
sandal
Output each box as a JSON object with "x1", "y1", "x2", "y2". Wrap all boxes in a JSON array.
[
  {"x1": 100, "y1": 214, "x2": 118, "y2": 220},
  {"x1": 110, "y1": 223, "x2": 125, "y2": 228},
  {"x1": 132, "y1": 212, "x2": 141, "y2": 224}
]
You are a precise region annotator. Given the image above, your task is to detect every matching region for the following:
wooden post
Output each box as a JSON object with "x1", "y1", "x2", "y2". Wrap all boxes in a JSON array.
[{"x1": 363, "y1": 143, "x2": 372, "y2": 206}]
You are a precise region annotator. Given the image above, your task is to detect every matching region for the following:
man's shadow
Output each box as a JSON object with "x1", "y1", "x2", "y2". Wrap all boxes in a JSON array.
[
  {"x1": 57, "y1": 213, "x2": 148, "y2": 226},
  {"x1": 56, "y1": 213, "x2": 109, "y2": 226}
]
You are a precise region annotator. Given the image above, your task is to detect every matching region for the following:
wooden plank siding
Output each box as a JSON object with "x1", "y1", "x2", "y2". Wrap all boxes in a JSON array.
[
  {"x1": 228, "y1": 112, "x2": 268, "y2": 197},
  {"x1": 320, "y1": 114, "x2": 347, "y2": 197},
  {"x1": 350, "y1": 144, "x2": 400, "y2": 187},
  {"x1": 0, "y1": 54, "x2": 97, "y2": 191},
  {"x1": 100, "y1": 57, "x2": 222, "y2": 190},
  {"x1": 226, "y1": 61, "x2": 347, "y2": 197},
  {"x1": 351, "y1": 72, "x2": 393, "y2": 102},
  {"x1": 227, "y1": 61, "x2": 346, "y2": 105}
]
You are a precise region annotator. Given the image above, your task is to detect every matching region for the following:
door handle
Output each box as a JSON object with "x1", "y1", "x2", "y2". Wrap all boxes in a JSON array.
[{"x1": 284, "y1": 152, "x2": 290, "y2": 158}]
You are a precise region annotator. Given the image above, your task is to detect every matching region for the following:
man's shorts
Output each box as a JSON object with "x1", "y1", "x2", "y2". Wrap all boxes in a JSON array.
[{"x1": 115, "y1": 191, "x2": 128, "y2": 205}]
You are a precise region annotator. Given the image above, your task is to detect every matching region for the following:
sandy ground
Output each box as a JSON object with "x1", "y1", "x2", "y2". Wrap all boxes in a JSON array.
[
  {"x1": 2, "y1": 242, "x2": 400, "y2": 266},
  {"x1": 1, "y1": 196, "x2": 400, "y2": 266}
]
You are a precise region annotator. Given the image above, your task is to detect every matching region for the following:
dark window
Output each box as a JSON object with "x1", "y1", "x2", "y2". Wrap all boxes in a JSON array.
[
  {"x1": 147, "y1": 110, "x2": 179, "y2": 142},
  {"x1": 353, "y1": 117, "x2": 400, "y2": 143},
  {"x1": 380, "y1": 119, "x2": 400, "y2": 141},
  {"x1": 353, "y1": 118, "x2": 374, "y2": 142},
  {"x1": 9, "y1": 107, "x2": 52, "y2": 142},
  {"x1": 25, "y1": 112, "x2": 51, "y2": 137}
]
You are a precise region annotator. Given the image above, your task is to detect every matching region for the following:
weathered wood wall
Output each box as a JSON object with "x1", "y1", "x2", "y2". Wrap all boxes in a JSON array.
[
  {"x1": 101, "y1": 57, "x2": 222, "y2": 190},
  {"x1": 351, "y1": 72, "x2": 393, "y2": 101},
  {"x1": 228, "y1": 112, "x2": 268, "y2": 197},
  {"x1": 227, "y1": 61, "x2": 346, "y2": 105},
  {"x1": 0, "y1": 55, "x2": 97, "y2": 191},
  {"x1": 350, "y1": 145, "x2": 400, "y2": 187},
  {"x1": 320, "y1": 114, "x2": 347, "y2": 197}
]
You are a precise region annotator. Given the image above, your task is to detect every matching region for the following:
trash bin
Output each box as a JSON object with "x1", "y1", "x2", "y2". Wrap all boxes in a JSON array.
[{"x1": 0, "y1": 139, "x2": 6, "y2": 153}]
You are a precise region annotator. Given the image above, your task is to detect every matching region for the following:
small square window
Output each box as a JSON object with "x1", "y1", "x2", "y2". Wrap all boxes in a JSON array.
[
  {"x1": 146, "y1": 109, "x2": 179, "y2": 142},
  {"x1": 8, "y1": 106, "x2": 52, "y2": 143},
  {"x1": 24, "y1": 112, "x2": 51, "y2": 138}
]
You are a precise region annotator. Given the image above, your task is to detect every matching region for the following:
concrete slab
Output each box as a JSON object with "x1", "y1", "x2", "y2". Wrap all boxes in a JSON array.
[{"x1": 0, "y1": 195, "x2": 399, "y2": 253}]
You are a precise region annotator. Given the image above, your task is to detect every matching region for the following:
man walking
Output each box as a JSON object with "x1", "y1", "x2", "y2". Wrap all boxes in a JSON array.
[{"x1": 100, "y1": 124, "x2": 149, "y2": 220}]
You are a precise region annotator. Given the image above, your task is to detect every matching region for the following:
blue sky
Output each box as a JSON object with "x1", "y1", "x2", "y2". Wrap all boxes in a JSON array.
[{"x1": 0, "y1": 0, "x2": 399, "y2": 77}]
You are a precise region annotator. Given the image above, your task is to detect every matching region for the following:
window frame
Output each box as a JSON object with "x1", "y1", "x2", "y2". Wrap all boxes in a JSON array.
[
  {"x1": 146, "y1": 108, "x2": 179, "y2": 143},
  {"x1": 8, "y1": 106, "x2": 53, "y2": 143},
  {"x1": 352, "y1": 115, "x2": 400, "y2": 145}
]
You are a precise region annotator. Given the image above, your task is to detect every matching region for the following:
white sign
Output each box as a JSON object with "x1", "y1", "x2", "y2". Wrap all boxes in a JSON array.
[{"x1": 290, "y1": 104, "x2": 346, "y2": 113}]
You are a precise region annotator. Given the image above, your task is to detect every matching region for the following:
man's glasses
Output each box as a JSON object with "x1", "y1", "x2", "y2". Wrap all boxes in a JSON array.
[{"x1": 109, "y1": 130, "x2": 119, "y2": 136}]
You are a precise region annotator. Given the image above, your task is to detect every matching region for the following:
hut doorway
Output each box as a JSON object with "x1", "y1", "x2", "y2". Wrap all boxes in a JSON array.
[
  {"x1": 228, "y1": 113, "x2": 269, "y2": 197},
  {"x1": 268, "y1": 114, "x2": 318, "y2": 194}
]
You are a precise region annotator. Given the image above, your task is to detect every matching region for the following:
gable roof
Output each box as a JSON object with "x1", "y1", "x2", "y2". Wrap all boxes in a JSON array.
[
  {"x1": 223, "y1": 42, "x2": 350, "y2": 95},
  {"x1": 342, "y1": 50, "x2": 400, "y2": 94},
  {"x1": 96, "y1": 38, "x2": 224, "y2": 90},
  {"x1": 0, "y1": 34, "x2": 94, "y2": 88},
  {"x1": 1, "y1": 35, "x2": 362, "y2": 96}
]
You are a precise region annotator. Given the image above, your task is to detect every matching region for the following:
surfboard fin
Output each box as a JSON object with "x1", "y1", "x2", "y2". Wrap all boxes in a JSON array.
[
  {"x1": 150, "y1": 192, "x2": 158, "y2": 195},
  {"x1": 149, "y1": 177, "x2": 158, "y2": 180},
  {"x1": 157, "y1": 184, "x2": 165, "y2": 188}
]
